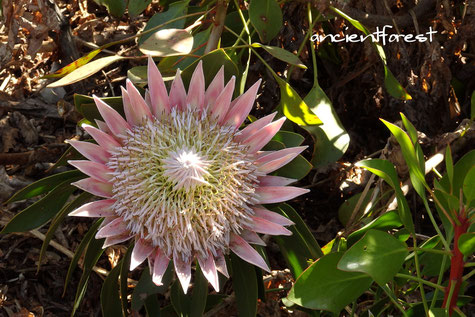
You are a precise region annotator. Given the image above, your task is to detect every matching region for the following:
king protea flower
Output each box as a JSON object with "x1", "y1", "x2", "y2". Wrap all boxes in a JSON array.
[{"x1": 67, "y1": 57, "x2": 309, "y2": 293}]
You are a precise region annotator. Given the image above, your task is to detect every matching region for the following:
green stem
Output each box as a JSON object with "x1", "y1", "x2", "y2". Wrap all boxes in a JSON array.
[
  {"x1": 380, "y1": 284, "x2": 408, "y2": 317},
  {"x1": 232, "y1": 0, "x2": 252, "y2": 93},
  {"x1": 464, "y1": 262, "x2": 475, "y2": 268},
  {"x1": 444, "y1": 282, "x2": 457, "y2": 310},
  {"x1": 412, "y1": 236, "x2": 429, "y2": 315},
  {"x1": 409, "y1": 248, "x2": 452, "y2": 256},
  {"x1": 430, "y1": 253, "x2": 449, "y2": 310},
  {"x1": 395, "y1": 273, "x2": 445, "y2": 291},
  {"x1": 421, "y1": 196, "x2": 451, "y2": 251},
  {"x1": 462, "y1": 268, "x2": 475, "y2": 282},
  {"x1": 453, "y1": 307, "x2": 468, "y2": 317}
]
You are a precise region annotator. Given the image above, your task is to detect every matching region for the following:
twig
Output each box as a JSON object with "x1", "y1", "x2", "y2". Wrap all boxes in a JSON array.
[{"x1": 204, "y1": 0, "x2": 228, "y2": 54}]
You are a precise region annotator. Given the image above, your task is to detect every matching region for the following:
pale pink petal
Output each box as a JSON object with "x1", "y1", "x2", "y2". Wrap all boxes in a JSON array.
[
  {"x1": 223, "y1": 79, "x2": 261, "y2": 129},
  {"x1": 68, "y1": 160, "x2": 113, "y2": 182},
  {"x1": 95, "y1": 119, "x2": 110, "y2": 134},
  {"x1": 235, "y1": 112, "x2": 277, "y2": 142},
  {"x1": 240, "y1": 229, "x2": 266, "y2": 246},
  {"x1": 186, "y1": 61, "x2": 205, "y2": 110},
  {"x1": 243, "y1": 117, "x2": 286, "y2": 153},
  {"x1": 252, "y1": 206, "x2": 294, "y2": 226},
  {"x1": 103, "y1": 233, "x2": 133, "y2": 248},
  {"x1": 130, "y1": 239, "x2": 155, "y2": 270},
  {"x1": 147, "y1": 56, "x2": 170, "y2": 116},
  {"x1": 255, "y1": 186, "x2": 310, "y2": 204},
  {"x1": 204, "y1": 66, "x2": 224, "y2": 109},
  {"x1": 69, "y1": 199, "x2": 115, "y2": 217},
  {"x1": 174, "y1": 255, "x2": 192, "y2": 294},
  {"x1": 257, "y1": 175, "x2": 296, "y2": 187},
  {"x1": 169, "y1": 69, "x2": 186, "y2": 110},
  {"x1": 255, "y1": 146, "x2": 307, "y2": 174},
  {"x1": 125, "y1": 79, "x2": 152, "y2": 125},
  {"x1": 215, "y1": 251, "x2": 229, "y2": 278},
  {"x1": 229, "y1": 233, "x2": 270, "y2": 272},
  {"x1": 96, "y1": 217, "x2": 128, "y2": 239},
  {"x1": 93, "y1": 95, "x2": 131, "y2": 137},
  {"x1": 249, "y1": 216, "x2": 292, "y2": 236},
  {"x1": 83, "y1": 125, "x2": 121, "y2": 153},
  {"x1": 152, "y1": 249, "x2": 170, "y2": 286},
  {"x1": 145, "y1": 89, "x2": 152, "y2": 108},
  {"x1": 198, "y1": 252, "x2": 219, "y2": 292},
  {"x1": 68, "y1": 140, "x2": 110, "y2": 164},
  {"x1": 210, "y1": 76, "x2": 235, "y2": 123},
  {"x1": 72, "y1": 178, "x2": 113, "y2": 198}
]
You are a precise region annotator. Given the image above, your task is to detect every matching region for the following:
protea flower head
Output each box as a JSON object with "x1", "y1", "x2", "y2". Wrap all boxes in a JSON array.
[{"x1": 68, "y1": 57, "x2": 309, "y2": 293}]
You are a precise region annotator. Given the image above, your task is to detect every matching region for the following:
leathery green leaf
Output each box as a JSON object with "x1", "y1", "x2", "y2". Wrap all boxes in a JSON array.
[
  {"x1": 1, "y1": 178, "x2": 82, "y2": 234},
  {"x1": 101, "y1": 261, "x2": 122, "y2": 317},
  {"x1": 231, "y1": 253, "x2": 258, "y2": 317},
  {"x1": 132, "y1": 265, "x2": 173, "y2": 311},
  {"x1": 347, "y1": 211, "x2": 402, "y2": 246},
  {"x1": 6, "y1": 169, "x2": 82, "y2": 203},
  {"x1": 249, "y1": 0, "x2": 282, "y2": 43},
  {"x1": 252, "y1": 43, "x2": 306, "y2": 69},
  {"x1": 276, "y1": 77, "x2": 322, "y2": 126},
  {"x1": 287, "y1": 252, "x2": 372, "y2": 313},
  {"x1": 338, "y1": 229, "x2": 408, "y2": 285},
  {"x1": 120, "y1": 243, "x2": 134, "y2": 316},
  {"x1": 458, "y1": 233, "x2": 475, "y2": 257},
  {"x1": 190, "y1": 264, "x2": 208, "y2": 317}
]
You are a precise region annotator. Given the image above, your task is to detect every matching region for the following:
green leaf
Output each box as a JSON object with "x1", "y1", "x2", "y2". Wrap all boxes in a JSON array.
[
  {"x1": 303, "y1": 82, "x2": 349, "y2": 167},
  {"x1": 272, "y1": 130, "x2": 304, "y2": 147},
  {"x1": 6, "y1": 170, "x2": 83, "y2": 203},
  {"x1": 230, "y1": 253, "x2": 258, "y2": 317},
  {"x1": 440, "y1": 150, "x2": 475, "y2": 198},
  {"x1": 93, "y1": 0, "x2": 126, "y2": 17},
  {"x1": 418, "y1": 237, "x2": 450, "y2": 277},
  {"x1": 138, "y1": 0, "x2": 189, "y2": 44},
  {"x1": 445, "y1": 145, "x2": 454, "y2": 193},
  {"x1": 276, "y1": 77, "x2": 322, "y2": 126},
  {"x1": 74, "y1": 94, "x2": 124, "y2": 122},
  {"x1": 48, "y1": 55, "x2": 125, "y2": 88},
  {"x1": 356, "y1": 159, "x2": 414, "y2": 233},
  {"x1": 458, "y1": 233, "x2": 475, "y2": 257},
  {"x1": 128, "y1": 0, "x2": 152, "y2": 17},
  {"x1": 251, "y1": 43, "x2": 306, "y2": 69},
  {"x1": 43, "y1": 49, "x2": 103, "y2": 79},
  {"x1": 120, "y1": 243, "x2": 133, "y2": 315},
  {"x1": 180, "y1": 49, "x2": 239, "y2": 88},
  {"x1": 338, "y1": 230, "x2": 408, "y2": 285},
  {"x1": 72, "y1": 236, "x2": 105, "y2": 316},
  {"x1": 139, "y1": 29, "x2": 194, "y2": 57},
  {"x1": 338, "y1": 189, "x2": 375, "y2": 226},
  {"x1": 274, "y1": 154, "x2": 312, "y2": 181},
  {"x1": 145, "y1": 294, "x2": 161, "y2": 317},
  {"x1": 347, "y1": 211, "x2": 403, "y2": 246},
  {"x1": 381, "y1": 118, "x2": 427, "y2": 198},
  {"x1": 1, "y1": 178, "x2": 82, "y2": 234},
  {"x1": 131, "y1": 265, "x2": 173, "y2": 311},
  {"x1": 190, "y1": 264, "x2": 208, "y2": 317},
  {"x1": 249, "y1": 0, "x2": 282, "y2": 43},
  {"x1": 287, "y1": 252, "x2": 373, "y2": 313},
  {"x1": 101, "y1": 261, "x2": 122, "y2": 317},
  {"x1": 462, "y1": 166, "x2": 475, "y2": 204},
  {"x1": 38, "y1": 192, "x2": 92, "y2": 271},
  {"x1": 170, "y1": 279, "x2": 191, "y2": 316}
]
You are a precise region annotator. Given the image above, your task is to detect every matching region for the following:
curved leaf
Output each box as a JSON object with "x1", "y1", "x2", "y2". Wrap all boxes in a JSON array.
[
  {"x1": 347, "y1": 211, "x2": 402, "y2": 246},
  {"x1": 338, "y1": 229, "x2": 408, "y2": 285},
  {"x1": 139, "y1": 29, "x2": 194, "y2": 57},
  {"x1": 249, "y1": 0, "x2": 282, "y2": 43},
  {"x1": 287, "y1": 252, "x2": 373, "y2": 313},
  {"x1": 458, "y1": 233, "x2": 475, "y2": 257},
  {"x1": 101, "y1": 261, "x2": 122, "y2": 317},
  {"x1": 47, "y1": 55, "x2": 125, "y2": 88},
  {"x1": 231, "y1": 253, "x2": 258, "y2": 317},
  {"x1": 252, "y1": 43, "x2": 306, "y2": 69}
]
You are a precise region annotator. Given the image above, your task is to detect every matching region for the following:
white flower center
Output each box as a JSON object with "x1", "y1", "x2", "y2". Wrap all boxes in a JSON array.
[
  {"x1": 107, "y1": 107, "x2": 261, "y2": 261},
  {"x1": 162, "y1": 149, "x2": 210, "y2": 192}
]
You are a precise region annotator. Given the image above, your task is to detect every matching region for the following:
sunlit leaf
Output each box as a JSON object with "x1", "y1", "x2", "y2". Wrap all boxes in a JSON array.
[
  {"x1": 338, "y1": 230, "x2": 408, "y2": 285},
  {"x1": 458, "y1": 233, "x2": 475, "y2": 257},
  {"x1": 276, "y1": 77, "x2": 322, "y2": 126},
  {"x1": 287, "y1": 252, "x2": 372, "y2": 313},
  {"x1": 43, "y1": 49, "x2": 102, "y2": 78},
  {"x1": 139, "y1": 29, "x2": 194, "y2": 57},
  {"x1": 249, "y1": 0, "x2": 282, "y2": 43},
  {"x1": 47, "y1": 55, "x2": 125, "y2": 88}
]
